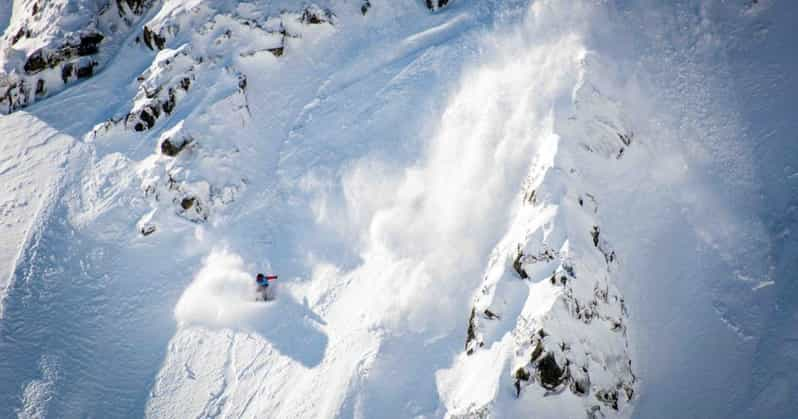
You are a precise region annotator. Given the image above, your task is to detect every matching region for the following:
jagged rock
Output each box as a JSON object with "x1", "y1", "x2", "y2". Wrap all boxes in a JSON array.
[
  {"x1": 1, "y1": 0, "x2": 156, "y2": 114},
  {"x1": 140, "y1": 224, "x2": 156, "y2": 236},
  {"x1": 122, "y1": 51, "x2": 195, "y2": 132},
  {"x1": 61, "y1": 63, "x2": 74, "y2": 83},
  {"x1": 483, "y1": 309, "x2": 499, "y2": 320},
  {"x1": 595, "y1": 389, "x2": 619, "y2": 410},
  {"x1": 24, "y1": 50, "x2": 47, "y2": 74},
  {"x1": 119, "y1": 0, "x2": 154, "y2": 15},
  {"x1": 570, "y1": 366, "x2": 591, "y2": 396},
  {"x1": 617, "y1": 132, "x2": 632, "y2": 146},
  {"x1": 587, "y1": 406, "x2": 605, "y2": 419},
  {"x1": 268, "y1": 47, "x2": 284, "y2": 57},
  {"x1": 10, "y1": 27, "x2": 26, "y2": 45},
  {"x1": 35, "y1": 80, "x2": 45, "y2": 97},
  {"x1": 175, "y1": 195, "x2": 209, "y2": 223},
  {"x1": 514, "y1": 368, "x2": 531, "y2": 397},
  {"x1": 426, "y1": 0, "x2": 450, "y2": 11},
  {"x1": 591, "y1": 225, "x2": 600, "y2": 247},
  {"x1": 180, "y1": 197, "x2": 196, "y2": 210},
  {"x1": 513, "y1": 250, "x2": 528, "y2": 279},
  {"x1": 524, "y1": 189, "x2": 536, "y2": 204},
  {"x1": 128, "y1": 105, "x2": 159, "y2": 131},
  {"x1": 465, "y1": 308, "x2": 480, "y2": 355},
  {"x1": 161, "y1": 135, "x2": 193, "y2": 157},
  {"x1": 142, "y1": 26, "x2": 166, "y2": 50},
  {"x1": 300, "y1": 6, "x2": 334, "y2": 25},
  {"x1": 361, "y1": 1, "x2": 372, "y2": 15},
  {"x1": 76, "y1": 60, "x2": 96, "y2": 79},
  {"x1": 536, "y1": 353, "x2": 566, "y2": 390},
  {"x1": 78, "y1": 33, "x2": 105, "y2": 56},
  {"x1": 530, "y1": 340, "x2": 544, "y2": 362}
]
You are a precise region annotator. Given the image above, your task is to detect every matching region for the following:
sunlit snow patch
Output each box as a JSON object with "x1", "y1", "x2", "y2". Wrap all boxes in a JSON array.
[{"x1": 174, "y1": 249, "x2": 264, "y2": 329}]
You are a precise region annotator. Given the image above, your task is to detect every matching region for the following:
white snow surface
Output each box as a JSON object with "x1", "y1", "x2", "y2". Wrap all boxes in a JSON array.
[{"x1": 0, "y1": 0, "x2": 796, "y2": 418}]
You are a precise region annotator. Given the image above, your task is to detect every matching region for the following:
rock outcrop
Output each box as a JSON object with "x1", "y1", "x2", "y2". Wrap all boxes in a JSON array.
[
  {"x1": 457, "y1": 55, "x2": 637, "y2": 419},
  {"x1": 1, "y1": 0, "x2": 156, "y2": 113}
]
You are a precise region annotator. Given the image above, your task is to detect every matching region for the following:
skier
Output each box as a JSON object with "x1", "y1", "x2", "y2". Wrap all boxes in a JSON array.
[{"x1": 255, "y1": 273, "x2": 277, "y2": 301}]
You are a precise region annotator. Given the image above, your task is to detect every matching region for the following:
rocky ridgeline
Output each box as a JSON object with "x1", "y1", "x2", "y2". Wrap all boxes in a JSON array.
[
  {"x1": 0, "y1": 0, "x2": 155, "y2": 113},
  {"x1": 462, "y1": 62, "x2": 637, "y2": 418},
  {"x1": 81, "y1": 2, "x2": 336, "y2": 233}
]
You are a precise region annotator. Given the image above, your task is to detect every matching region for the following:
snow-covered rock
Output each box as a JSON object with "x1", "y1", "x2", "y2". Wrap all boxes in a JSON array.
[
  {"x1": 0, "y1": 0, "x2": 155, "y2": 113},
  {"x1": 0, "y1": 0, "x2": 796, "y2": 418}
]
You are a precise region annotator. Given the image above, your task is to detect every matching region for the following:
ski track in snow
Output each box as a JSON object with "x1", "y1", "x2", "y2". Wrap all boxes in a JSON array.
[{"x1": 0, "y1": 0, "x2": 796, "y2": 418}]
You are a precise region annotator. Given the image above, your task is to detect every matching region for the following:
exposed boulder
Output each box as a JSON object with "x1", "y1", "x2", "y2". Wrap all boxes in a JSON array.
[
  {"x1": 514, "y1": 368, "x2": 531, "y2": 397},
  {"x1": 570, "y1": 366, "x2": 591, "y2": 396},
  {"x1": 180, "y1": 197, "x2": 196, "y2": 210},
  {"x1": 140, "y1": 224, "x2": 156, "y2": 236},
  {"x1": 35, "y1": 79, "x2": 46, "y2": 97},
  {"x1": 300, "y1": 6, "x2": 334, "y2": 25},
  {"x1": 268, "y1": 46, "x2": 284, "y2": 57},
  {"x1": 426, "y1": 0, "x2": 450, "y2": 11},
  {"x1": 595, "y1": 388, "x2": 619, "y2": 411},
  {"x1": 78, "y1": 32, "x2": 105, "y2": 56},
  {"x1": 122, "y1": 48, "x2": 196, "y2": 132},
  {"x1": 23, "y1": 50, "x2": 47, "y2": 74},
  {"x1": 76, "y1": 60, "x2": 96, "y2": 79},
  {"x1": 142, "y1": 26, "x2": 166, "y2": 50},
  {"x1": 513, "y1": 250, "x2": 528, "y2": 279},
  {"x1": 465, "y1": 308, "x2": 481, "y2": 355},
  {"x1": 591, "y1": 225, "x2": 600, "y2": 247},
  {"x1": 161, "y1": 135, "x2": 193, "y2": 157},
  {"x1": 536, "y1": 353, "x2": 567, "y2": 390}
]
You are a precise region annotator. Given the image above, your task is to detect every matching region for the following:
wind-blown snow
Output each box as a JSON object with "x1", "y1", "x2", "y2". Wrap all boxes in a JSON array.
[{"x1": 174, "y1": 249, "x2": 263, "y2": 329}]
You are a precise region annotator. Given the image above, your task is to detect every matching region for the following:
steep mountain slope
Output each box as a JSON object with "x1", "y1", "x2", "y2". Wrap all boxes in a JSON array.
[{"x1": 0, "y1": 0, "x2": 795, "y2": 418}]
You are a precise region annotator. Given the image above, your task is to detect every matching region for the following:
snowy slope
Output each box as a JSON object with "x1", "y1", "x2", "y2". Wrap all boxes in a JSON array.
[
  {"x1": 0, "y1": 112, "x2": 76, "y2": 316},
  {"x1": 1, "y1": 0, "x2": 797, "y2": 418}
]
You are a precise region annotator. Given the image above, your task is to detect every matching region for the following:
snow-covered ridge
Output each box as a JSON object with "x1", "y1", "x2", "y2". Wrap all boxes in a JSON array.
[
  {"x1": 1, "y1": 0, "x2": 795, "y2": 418},
  {"x1": 0, "y1": 0, "x2": 156, "y2": 113}
]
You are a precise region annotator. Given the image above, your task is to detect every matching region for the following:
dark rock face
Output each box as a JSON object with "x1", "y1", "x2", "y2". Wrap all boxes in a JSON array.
[
  {"x1": 180, "y1": 197, "x2": 196, "y2": 210},
  {"x1": 61, "y1": 63, "x2": 74, "y2": 83},
  {"x1": 300, "y1": 6, "x2": 334, "y2": 24},
  {"x1": 426, "y1": 0, "x2": 450, "y2": 11},
  {"x1": 514, "y1": 368, "x2": 531, "y2": 397},
  {"x1": 513, "y1": 251, "x2": 528, "y2": 279},
  {"x1": 23, "y1": 31, "x2": 105, "y2": 75},
  {"x1": 591, "y1": 225, "x2": 600, "y2": 247},
  {"x1": 570, "y1": 367, "x2": 591, "y2": 396},
  {"x1": 596, "y1": 389, "x2": 619, "y2": 410},
  {"x1": 142, "y1": 26, "x2": 166, "y2": 50},
  {"x1": 465, "y1": 308, "x2": 479, "y2": 354},
  {"x1": 537, "y1": 353, "x2": 566, "y2": 390},
  {"x1": 161, "y1": 136, "x2": 192, "y2": 157},
  {"x1": 119, "y1": 0, "x2": 152, "y2": 15},
  {"x1": 23, "y1": 50, "x2": 47, "y2": 74},
  {"x1": 141, "y1": 107, "x2": 158, "y2": 127},
  {"x1": 78, "y1": 32, "x2": 105, "y2": 56},
  {"x1": 35, "y1": 79, "x2": 45, "y2": 96},
  {"x1": 76, "y1": 61, "x2": 96, "y2": 79},
  {"x1": 2, "y1": 0, "x2": 155, "y2": 114}
]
